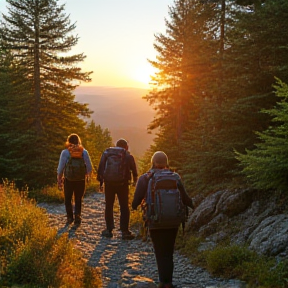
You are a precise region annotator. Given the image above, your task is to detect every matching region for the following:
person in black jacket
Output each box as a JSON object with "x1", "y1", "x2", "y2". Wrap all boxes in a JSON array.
[
  {"x1": 97, "y1": 138, "x2": 138, "y2": 240},
  {"x1": 132, "y1": 151, "x2": 193, "y2": 288}
]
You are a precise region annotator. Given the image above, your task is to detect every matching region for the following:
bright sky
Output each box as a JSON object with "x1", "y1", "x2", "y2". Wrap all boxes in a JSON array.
[{"x1": 0, "y1": 0, "x2": 174, "y2": 88}]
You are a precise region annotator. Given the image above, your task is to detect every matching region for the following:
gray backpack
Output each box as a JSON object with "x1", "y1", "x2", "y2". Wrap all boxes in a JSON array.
[
  {"x1": 142, "y1": 169, "x2": 186, "y2": 229},
  {"x1": 103, "y1": 147, "x2": 127, "y2": 183}
]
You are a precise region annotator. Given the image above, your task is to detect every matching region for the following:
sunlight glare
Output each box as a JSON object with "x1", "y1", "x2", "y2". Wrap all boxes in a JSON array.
[{"x1": 132, "y1": 64, "x2": 156, "y2": 88}]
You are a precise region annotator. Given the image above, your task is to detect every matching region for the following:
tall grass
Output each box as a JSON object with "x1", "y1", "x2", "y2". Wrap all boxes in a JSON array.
[{"x1": 0, "y1": 181, "x2": 102, "y2": 288}]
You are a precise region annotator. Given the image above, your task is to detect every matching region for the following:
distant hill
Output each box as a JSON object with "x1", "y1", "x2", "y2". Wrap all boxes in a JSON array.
[{"x1": 74, "y1": 86, "x2": 156, "y2": 157}]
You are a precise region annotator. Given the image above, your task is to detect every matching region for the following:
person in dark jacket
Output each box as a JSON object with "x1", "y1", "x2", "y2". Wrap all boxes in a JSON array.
[
  {"x1": 97, "y1": 138, "x2": 138, "y2": 240},
  {"x1": 132, "y1": 151, "x2": 193, "y2": 288}
]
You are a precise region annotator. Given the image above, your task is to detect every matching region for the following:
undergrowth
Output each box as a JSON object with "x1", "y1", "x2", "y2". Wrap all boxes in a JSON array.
[
  {"x1": 178, "y1": 233, "x2": 288, "y2": 288},
  {"x1": 28, "y1": 178, "x2": 99, "y2": 203},
  {"x1": 0, "y1": 181, "x2": 102, "y2": 288}
]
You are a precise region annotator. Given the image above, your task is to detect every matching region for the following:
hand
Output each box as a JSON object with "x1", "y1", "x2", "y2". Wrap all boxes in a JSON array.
[{"x1": 57, "y1": 179, "x2": 63, "y2": 191}]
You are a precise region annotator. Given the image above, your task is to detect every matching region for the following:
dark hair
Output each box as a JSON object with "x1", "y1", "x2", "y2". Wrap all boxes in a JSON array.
[
  {"x1": 116, "y1": 138, "x2": 128, "y2": 149},
  {"x1": 67, "y1": 133, "x2": 81, "y2": 145}
]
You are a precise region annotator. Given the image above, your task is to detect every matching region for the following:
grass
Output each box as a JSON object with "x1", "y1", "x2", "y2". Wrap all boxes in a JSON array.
[
  {"x1": 0, "y1": 181, "x2": 102, "y2": 288},
  {"x1": 178, "y1": 233, "x2": 288, "y2": 288},
  {"x1": 27, "y1": 177, "x2": 100, "y2": 203}
]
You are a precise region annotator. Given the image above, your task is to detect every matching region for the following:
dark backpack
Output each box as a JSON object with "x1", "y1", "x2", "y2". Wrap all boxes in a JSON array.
[
  {"x1": 64, "y1": 153, "x2": 86, "y2": 181},
  {"x1": 142, "y1": 169, "x2": 186, "y2": 229},
  {"x1": 103, "y1": 147, "x2": 127, "y2": 183}
]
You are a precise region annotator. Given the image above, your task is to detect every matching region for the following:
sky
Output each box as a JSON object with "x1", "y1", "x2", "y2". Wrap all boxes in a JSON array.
[{"x1": 0, "y1": 0, "x2": 175, "y2": 89}]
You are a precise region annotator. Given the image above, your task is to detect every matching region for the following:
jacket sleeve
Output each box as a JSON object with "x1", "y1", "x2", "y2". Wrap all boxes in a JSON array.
[
  {"x1": 97, "y1": 152, "x2": 106, "y2": 182},
  {"x1": 57, "y1": 149, "x2": 69, "y2": 177},
  {"x1": 83, "y1": 149, "x2": 93, "y2": 174},
  {"x1": 177, "y1": 180, "x2": 194, "y2": 209},
  {"x1": 132, "y1": 174, "x2": 148, "y2": 210},
  {"x1": 129, "y1": 154, "x2": 138, "y2": 182}
]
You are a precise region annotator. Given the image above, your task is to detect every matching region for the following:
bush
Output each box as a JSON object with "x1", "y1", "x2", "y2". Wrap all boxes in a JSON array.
[
  {"x1": 0, "y1": 181, "x2": 102, "y2": 288},
  {"x1": 28, "y1": 178, "x2": 99, "y2": 203}
]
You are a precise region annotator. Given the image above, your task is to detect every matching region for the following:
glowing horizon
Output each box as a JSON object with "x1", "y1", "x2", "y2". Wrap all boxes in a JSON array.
[{"x1": 0, "y1": 0, "x2": 173, "y2": 89}]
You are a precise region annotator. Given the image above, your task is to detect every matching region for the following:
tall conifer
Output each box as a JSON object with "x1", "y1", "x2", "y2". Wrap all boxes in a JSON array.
[{"x1": 0, "y1": 0, "x2": 92, "y2": 188}]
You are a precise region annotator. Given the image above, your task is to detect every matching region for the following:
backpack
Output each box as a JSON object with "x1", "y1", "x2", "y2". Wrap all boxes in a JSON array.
[
  {"x1": 142, "y1": 169, "x2": 186, "y2": 230},
  {"x1": 103, "y1": 147, "x2": 127, "y2": 183},
  {"x1": 64, "y1": 147, "x2": 86, "y2": 181}
]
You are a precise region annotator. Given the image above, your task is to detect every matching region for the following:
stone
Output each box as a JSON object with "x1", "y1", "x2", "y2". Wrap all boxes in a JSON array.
[{"x1": 248, "y1": 214, "x2": 288, "y2": 256}]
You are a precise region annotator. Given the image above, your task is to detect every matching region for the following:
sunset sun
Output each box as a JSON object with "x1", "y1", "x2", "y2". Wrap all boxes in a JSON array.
[{"x1": 132, "y1": 64, "x2": 156, "y2": 87}]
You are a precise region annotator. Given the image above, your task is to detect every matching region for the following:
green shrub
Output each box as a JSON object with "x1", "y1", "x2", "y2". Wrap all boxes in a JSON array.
[
  {"x1": 203, "y1": 244, "x2": 288, "y2": 288},
  {"x1": 205, "y1": 245, "x2": 255, "y2": 278}
]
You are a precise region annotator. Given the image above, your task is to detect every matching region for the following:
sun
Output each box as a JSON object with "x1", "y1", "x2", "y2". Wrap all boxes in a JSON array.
[{"x1": 132, "y1": 64, "x2": 156, "y2": 88}]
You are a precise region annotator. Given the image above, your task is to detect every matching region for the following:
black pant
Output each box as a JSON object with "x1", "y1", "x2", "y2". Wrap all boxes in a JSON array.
[
  {"x1": 149, "y1": 228, "x2": 178, "y2": 284},
  {"x1": 64, "y1": 178, "x2": 86, "y2": 218},
  {"x1": 104, "y1": 182, "x2": 130, "y2": 232}
]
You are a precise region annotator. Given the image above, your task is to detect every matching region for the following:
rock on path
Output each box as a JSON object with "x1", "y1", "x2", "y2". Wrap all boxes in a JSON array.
[{"x1": 38, "y1": 192, "x2": 246, "y2": 288}]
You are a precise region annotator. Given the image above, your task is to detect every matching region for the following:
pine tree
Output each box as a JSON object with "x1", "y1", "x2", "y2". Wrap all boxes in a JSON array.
[
  {"x1": 82, "y1": 121, "x2": 113, "y2": 174},
  {"x1": 236, "y1": 79, "x2": 288, "y2": 191},
  {"x1": 182, "y1": 0, "x2": 288, "y2": 193},
  {"x1": 145, "y1": 0, "x2": 218, "y2": 170},
  {"x1": 0, "y1": 0, "x2": 92, "y2": 188}
]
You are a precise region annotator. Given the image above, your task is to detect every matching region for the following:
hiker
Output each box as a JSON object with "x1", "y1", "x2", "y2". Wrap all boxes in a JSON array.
[
  {"x1": 132, "y1": 151, "x2": 194, "y2": 288},
  {"x1": 57, "y1": 133, "x2": 93, "y2": 225},
  {"x1": 97, "y1": 138, "x2": 138, "y2": 240}
]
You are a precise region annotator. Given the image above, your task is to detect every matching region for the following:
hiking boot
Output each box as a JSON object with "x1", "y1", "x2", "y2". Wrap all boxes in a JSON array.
[
  {"x1": 157, "y1": 283, "x2": 175, "y2": 288},
  {"x1": 122, "y1": 230, "x2": 135, "y2": 240},
  {"x1": 164, "y1": 284, "x2": 176, "y2": 288},
  {"x1": 66, "y1": 217, "x2": 74, "y2": 224},
  {"x1": 74, "y1": 215, "x2": 81, "y2": 225},
  {"x1": 101, "y1": 229, "x2": 113, "y2": 238}
]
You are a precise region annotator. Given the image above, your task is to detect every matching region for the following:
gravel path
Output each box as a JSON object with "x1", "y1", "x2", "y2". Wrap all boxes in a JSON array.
[{"x1": 38, "y1": 192, "x2": 246, "y2": 288}]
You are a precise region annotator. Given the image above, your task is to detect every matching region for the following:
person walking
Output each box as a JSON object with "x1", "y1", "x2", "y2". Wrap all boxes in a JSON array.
[
  {"x1": 132, "y1": 151, "x2": 194, "y2": 288},
  {"x1": 97, "y1": 138, "x2": 138, "y2": 240},
  {"x1": 57, "y1": 133, "x2": 93, "y2": 225}
]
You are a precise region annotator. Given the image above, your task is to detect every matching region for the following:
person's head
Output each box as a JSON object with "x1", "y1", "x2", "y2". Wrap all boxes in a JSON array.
[
  {"x1": 66, "y1": 133, "x2": 81, "y2": 146},
  {"x1": 116, "y1": 138, "x2": 128, "y2": 150},
  {"x1": 151, "y1": 151, "x2": 169, "y2": 169}
]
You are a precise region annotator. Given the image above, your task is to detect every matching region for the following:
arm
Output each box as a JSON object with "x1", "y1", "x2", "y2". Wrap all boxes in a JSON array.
[
  {"x1": 97, "y1": 152, "x2": 106, "y2": 182},
  {"x1": 57, "y1": 149, "x2": 69, "y2": 188},
  {"x1": 129, "y1": 154, "x2": 138, "y2": 183},
  {"x1": 57, "y1": 149, "x2": 69, "y2": 177},
  {"x1": 177, "y1": 180, "x2": 194, "y2": 209},
  {"x1": 132, "y1": 174, "x2": 148, "y2": 210},
  {"x1": 83, "y1": 149, "x2": 93, "y2": 175}
]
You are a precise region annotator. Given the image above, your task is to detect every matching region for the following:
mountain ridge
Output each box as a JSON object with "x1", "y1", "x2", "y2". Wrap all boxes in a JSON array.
[{"x1": 74, "y1": 86, "x2": 156, "y2": 156}]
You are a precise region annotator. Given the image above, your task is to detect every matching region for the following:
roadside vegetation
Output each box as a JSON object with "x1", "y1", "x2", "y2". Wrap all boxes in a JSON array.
[
  {"x1": 174, "y1": 234, "x2": 288, "y2": 288},
  {"x1": 0, "y1": 181, "x2": 102, "y2": 288}
]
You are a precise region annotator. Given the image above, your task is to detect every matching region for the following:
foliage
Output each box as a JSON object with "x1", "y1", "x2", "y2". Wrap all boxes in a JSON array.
[
  {"x1": 236, "y1": 79, "x2": 288, "y2": 192},
  {"x1": 143, "y1": 0, "x2": 288, "y2": 194},
  {"x1": 178, "y1": 234, "x2": 288, "y2": 288},
  {"x1": 0, "y1": 181, "x2": 102, "y2": 287},
  {"x1": 82, "y1": 120, "x2": 113, "y2": 175},
  {"x1": 0, "y1": 0, "x2": 92, "y2": 189}
]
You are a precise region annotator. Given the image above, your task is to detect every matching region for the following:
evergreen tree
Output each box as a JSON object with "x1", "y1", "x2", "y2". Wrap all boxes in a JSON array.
[
  {"x1": 145, "y1": 0, "x2": 218, "y2": 170},
  {"x1": 0, "y1": 0, "x2": 92, "y2": 188},
  {"x1": 182, "y1": 0, "x2": 288, "y2": 193},
  {"x1": 82, "y1": 120, "x2": 113, "y2": 174},
  {"x1": 236, "y1": 79, "x2": 288, "y2": 191}
]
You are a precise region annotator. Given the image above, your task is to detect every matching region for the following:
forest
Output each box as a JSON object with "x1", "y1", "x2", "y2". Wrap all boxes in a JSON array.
[{"x1": 1, "y1": 0, "x2": 288, "y2": 196}]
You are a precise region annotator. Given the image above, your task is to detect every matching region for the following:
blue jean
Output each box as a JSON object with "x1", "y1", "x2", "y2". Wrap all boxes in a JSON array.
[{"x1": 104, "y1": 182, "x2": 130, "y2": 232}]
